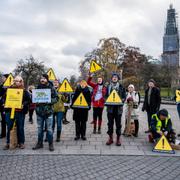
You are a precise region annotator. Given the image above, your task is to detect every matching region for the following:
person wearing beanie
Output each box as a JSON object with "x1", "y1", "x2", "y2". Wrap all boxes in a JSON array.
[
  {"x1": 32, "y1": 74, "x2": 59, "y2": 151},
  {"x1": 87, "y1": 73, "x2": 106, "y2": 134},
  {"x1": 142, "y1": 79, "x2": 161, "y2": 133},
  {"x1": 71, "y1": 80, "x2": 91, "y2": 141},
  {"x1": 123, "y1": 84, "x2": 140, "y2": 137},
  {"x1": 0, "y1": 74, "x2": 9, "y2": 138},
  {"x1": 105, "y1": 72, "x2": 126, "y2": 146},
  {"x1": 149, "y1": 109, "x2": 175, "y2": 143}
]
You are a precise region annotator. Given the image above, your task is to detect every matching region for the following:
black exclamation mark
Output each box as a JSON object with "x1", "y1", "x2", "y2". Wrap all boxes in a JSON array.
[
  {"x1": 113, "y1": 92, "x2": 115, "y2": 102},
  {"x1": 65, "y1": 82, "x2": 67, "y2": 91},
  {"x1": 9, "y1": 77, "x2": 11, "y2": 84},
  {"x1": 162, "y1": 139, "x2": 165, "y2": 149},
  {"x1": 93, "y1": 63, "x2": 96, "y2": 70},
  {"x1": 80, "y1": 96, "x2": 82, "y2": 105}
]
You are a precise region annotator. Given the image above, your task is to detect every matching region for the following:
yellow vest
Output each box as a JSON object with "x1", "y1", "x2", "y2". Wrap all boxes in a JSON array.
[{"x1": 152, "y1": 114, "x2": 170, "y2": 131}]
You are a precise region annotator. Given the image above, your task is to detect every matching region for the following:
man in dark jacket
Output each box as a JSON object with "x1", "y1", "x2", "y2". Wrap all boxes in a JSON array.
[
  {"x1": 105, "y1": 73, "x2": 126, "y2": 146},
  {"x1": 0, "y1": 74, "x2": 9, "y2": 138},
  {"x1": 32, "y1": 74, "x2": 59, "y2": 151},
  {"x1": 150, "y1": 109, "x2": 175, "y2": 143},
  {"x1": 142, "y1": 79, "x2": 161, "y2": 133}
]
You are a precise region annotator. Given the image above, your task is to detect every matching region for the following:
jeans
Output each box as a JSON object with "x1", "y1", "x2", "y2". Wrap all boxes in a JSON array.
[
  {"x1": 37, "y1": 114, "x2": 53, "y2": 144},
  {"x1": 0, "y1": 107, "x2": 6, "y2": 136},
  {"x1": 53, "y1": 112, "x2": 64, "y2": 132},
  {"x1": 6, "y1": 111, "x2": 25, "y2": 144},
  {"x1": 177, "y1": 103, "x2": 180, "y2": 119}
]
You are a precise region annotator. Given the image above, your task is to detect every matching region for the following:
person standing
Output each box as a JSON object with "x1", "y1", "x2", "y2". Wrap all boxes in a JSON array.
[
  {"x1": 87, "y1": 74, "x2": 106, "y2": 134},
  {"x1": 174, "y1": 87, "x2": 180, "y2": 119},
  {"x1": 71, "y1": 80, "x2": 91, "y2": 140},
  {"x1": 0, "y1": 74, "x2": 9, "y2": 138},
  {"x1": 52, "y1": 79, "x2": 68, "y2": 142},
  {"x1": 32, "y1": 74, "x2": 59, "y2": 151},
  {"x1": 142, "y1": 79, "x2": 161, "y2": 133},
  {"x1": 105, "y1": 73, "x2": 126, "y2": 146},
  {"x1": 123, "y1": 84, "x2": 140, "y2": 137},
  {"x1": 4, "y1": 76, "x2": 31, "y2": 150}
]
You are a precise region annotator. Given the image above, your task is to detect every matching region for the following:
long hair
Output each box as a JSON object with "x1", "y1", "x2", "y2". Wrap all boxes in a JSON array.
[{"x1": 12, "y1": 76, "x2": 24, "y2": 89}]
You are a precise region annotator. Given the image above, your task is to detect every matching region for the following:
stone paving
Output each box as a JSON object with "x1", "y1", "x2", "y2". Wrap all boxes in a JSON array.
[
  {"x1": 0, "y1": 155, "x2": 180, "y2": 180},
  {"x1": 0, "y1": 104, "x2": 180, "y2": 156}
]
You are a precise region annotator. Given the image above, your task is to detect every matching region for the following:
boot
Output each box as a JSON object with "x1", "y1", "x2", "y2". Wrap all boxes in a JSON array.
[
  {"x1": 116, "y1": 136, "x2": 121, "y2": 146},
  {"x1": 106, "y1": 135, "x2": 113, "y2": 145},
  {"x1": 49, "y1": 143, "x2": 54, "y2": 151},
  {"x1": 56, "y1": 131, "x2": 61, "y2": 142},
  {"x1": 32, "y1": 142, "x2": 43, "y2": 150},
  {"x1": 133, "y1": 119, "x2": 139, "y2": 137},
  {"x1": 98, "y1": 120, "x2": 102, "y2": 134},
  {"x1": 3, "y1": 144, "x2": 9, "y2": 150},
  {"x1": 93, "y1": 128, "x2": 96, "y2": 134}
]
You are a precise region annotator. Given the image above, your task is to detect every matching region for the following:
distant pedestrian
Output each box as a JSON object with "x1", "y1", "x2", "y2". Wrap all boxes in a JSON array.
[
  {"x1": 142, "y1": 79, "x2": 161, "y2": 133},
  {"x1": 174, "y1": 87, "x2": 180, "y2": 119}
]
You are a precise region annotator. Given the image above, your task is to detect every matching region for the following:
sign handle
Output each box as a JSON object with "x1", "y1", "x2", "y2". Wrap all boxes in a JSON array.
[{"x1": 10, "y1": 108, "x2": 15, "y2": 119}]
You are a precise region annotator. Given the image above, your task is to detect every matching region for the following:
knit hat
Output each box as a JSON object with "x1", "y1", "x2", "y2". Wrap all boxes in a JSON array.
[
  {"x1": 111, "y1": 72, "x2": 120, "y2": 80},
  {"x1": 159, "y1": 109, "x2": 168, "y2": 117},
  {"x1": 42, "y1": 74, "x2": 49, "y2": 81}
]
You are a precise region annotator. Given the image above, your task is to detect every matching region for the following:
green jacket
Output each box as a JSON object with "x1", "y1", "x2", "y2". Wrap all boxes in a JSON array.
[{"x1": 53, "y1": 94, "x2": 68, "y2": 112}]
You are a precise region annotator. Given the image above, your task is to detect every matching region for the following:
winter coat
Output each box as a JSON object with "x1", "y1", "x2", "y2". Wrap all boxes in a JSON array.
[
  {"x1": 71, "y1": 85, "x2": 91, "y2": 121},
  {"x1": 105, "y1": 82, "x2": 126, "y2": 115},
  {"x1": 87, "y1": 77, "x2": 106, "y2": 108},
  {"x1": 35, "y1": 81, "x2": 59, "y2": 118},
  {"x1": 124, "y1": 91, "x2": 140, "y2": 120},
  {"x1": 142, "y1": 87, "x2": 161, "y2": 113},
  {"x1": 53, "y1": 93, "x2": 68, "y2": 112}
]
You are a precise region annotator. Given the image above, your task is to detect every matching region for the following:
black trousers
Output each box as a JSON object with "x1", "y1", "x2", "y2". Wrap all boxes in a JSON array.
[
  {"x1": 147, "y1": 110, "x2": 156, "y2": 129},
  {"x1": 75, "y1": 119, "x2": 87, "y2": 137},
  {"x1": 29, "y1": 109, "x2": 34, "y2": 122},
  {"x1": 107, "y1": 112, "x2": 122, "y2": 136},
  {"x1": 93, "y1": 107, "x2": 103, "y2": 128},
  {"x1": 0, "y1": 108, "x2": 6, "y2": 137}
]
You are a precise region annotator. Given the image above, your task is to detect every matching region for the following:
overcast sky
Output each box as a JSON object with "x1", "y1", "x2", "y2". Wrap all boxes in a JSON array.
[{"x1": 0, "y1": 0, "x2": 179, "y2": 79}]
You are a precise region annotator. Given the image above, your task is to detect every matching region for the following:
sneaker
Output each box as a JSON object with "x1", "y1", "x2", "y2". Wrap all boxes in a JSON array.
[
  {"x1": 32, "y1": 142, "x2": 43, "y2": 150},
  {"x1": 3, "y1": 144, "x2": 9, "y2": 150}
]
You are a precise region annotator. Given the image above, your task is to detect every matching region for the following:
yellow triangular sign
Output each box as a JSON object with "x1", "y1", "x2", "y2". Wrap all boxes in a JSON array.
[
  {"x1": 176, "y1": 90, "x2": 180, "y2": 103},
  {"x1": 72, "y1": 93, "x2": 88, "y2": 108},
  {"x1": 90, "y1": 60, "x2": 102, "y2": 73},
  {"x1": 153, "y1": 135, "x2": 175, "y2": 154},
  {"x1": 58, "y1": 78, "x2": 73, "y2": 93},
  {"x1": 105, "y1": 90, "x2": 122, "y2": 105},
  {"x1": 47, "y1": 68, "x2": 56, "y2": 81},
  {"x1": 3, "y1": 73, "x2": 14, "y2": 87}
]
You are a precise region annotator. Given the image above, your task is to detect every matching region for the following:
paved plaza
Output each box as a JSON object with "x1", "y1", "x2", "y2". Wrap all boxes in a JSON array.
[{"x1": 0, "y1": 104, "x2": 180, "y2": 156}]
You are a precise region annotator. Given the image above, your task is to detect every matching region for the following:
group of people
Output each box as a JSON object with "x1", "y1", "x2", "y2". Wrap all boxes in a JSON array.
[{"x1": 0, "y1": 72, "x2": 179, "y2": 151}]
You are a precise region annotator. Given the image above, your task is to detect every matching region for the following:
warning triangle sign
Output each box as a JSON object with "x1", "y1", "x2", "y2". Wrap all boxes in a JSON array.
[
  {"x1": 58, "y1": 78, "x2": 73, "y2": 93},
  {"x1": 3, "y1": 73, "x2": 14, "y2": 87},
  {"x1": 105, "y1": 89, "x2": 123, "y2": 105},
  {"x1": 90, "y1": 60, "x2": 102, "y2": 73},
  {"x1": 153, "y1": 135, "x2": 175, "y2": 154},
  {"x1": 72, "y1": 93, "x2": 89, "y2": 108},
  {"x1": 176, "y1": 90, "x2": 180, "y2": 103},
  {"x1": 47, "y1": 68, "x2": 56, "y2": 81}
]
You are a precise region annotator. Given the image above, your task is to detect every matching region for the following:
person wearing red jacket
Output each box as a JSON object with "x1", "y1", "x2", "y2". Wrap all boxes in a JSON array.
[{"x1": 87, "y1": 74, "x2": 106, "y2": 134}]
